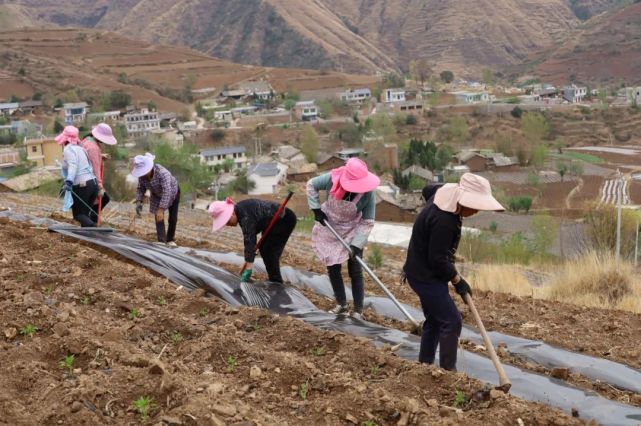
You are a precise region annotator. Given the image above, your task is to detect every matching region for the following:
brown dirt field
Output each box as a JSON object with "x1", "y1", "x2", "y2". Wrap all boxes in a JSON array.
[
  {"x1": 0, "y1": 78, "x2": 34, "y2": 99},
  {"x1": 0, "y1": 219, "x2": 585, "y2": 425}
]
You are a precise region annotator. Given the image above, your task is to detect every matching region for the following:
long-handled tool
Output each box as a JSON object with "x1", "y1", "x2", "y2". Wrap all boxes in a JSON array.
[
  {"x1": 464, "y1": 293, "x2": 512, "y2": 392},
  {"x1": 323, "y1": 219, "x2": 422, "y2": 330},
  {"x1": 239, "y1": 191, "x2": 294, "y2": 276},
  {"x1": 97, "y1": 161, "x2": 105, "y2": 226}
]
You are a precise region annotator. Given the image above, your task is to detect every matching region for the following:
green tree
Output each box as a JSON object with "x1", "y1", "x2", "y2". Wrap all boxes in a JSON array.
[
  {"x1": 440, "y1": 70, "x2": 454, "y2": 84},
  {"x1": 53, "y1": 119, "x2": 64, "y2": 134},
  {"x1": 102, "y1": 91, "x2": 132, "y2": 110},
  {"x1": 338, "y1": 122, "x2": 362, "y2": 147},
  {"x1": 521, "y1": 112, "x2": 551, "y2": 143},
  {"x1": 530, "y1": 214, "x2": 558, "y2": 256},
  {"x1": 147, "y1": 101, "x2": 157, "y2": 111},
  {"x1": 152, "y1": 143, "x2": 214, "y2": 195},
  {"x1": 510, "y1": 106, "x2": 523, "y2": 118},
  {"x1": 495, "y1": 135, "x2": 514, "y2": 156},
  {"x1": 482, "y1": 68, "x2": 495, "y2": 86},
  {"x1": 301, "y1": 124, "x2": 320, "y2": 163},
  {"x1": 229, "y1": 170, "x2": 256, "y2": 194},
  {"x1": 371, "y1": 113, "x2": 397, "y2": 143},
  {"x1": 557, "y1": 160, "x2": 568, "y2": 181},
  {"x1": 569, "y1": 161, "x2": 584, "y2": 177},
  {"x1": 435, "y1": 144, "x2": 454, "y2": 170},
  {"x1": 530, "y1": 144, "x2": 547, "y2": 169},
  {"x1": 283, "y1": 99, "x2": 296, "y2": 111},
  {"x1": 408, "y1": 175, "x2": 426, "y2": 191},
  {"x1": 383, "y1": 72, "x2": 405, "y2": 88},
  {"x1": 316, "y1": 99, "x2": 334, "y2": 118}
]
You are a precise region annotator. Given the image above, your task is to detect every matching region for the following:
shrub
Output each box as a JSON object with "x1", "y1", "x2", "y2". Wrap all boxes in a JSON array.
[
  {"x1": 506, "y1": 196, "x2": 532, "y2": 213},
  {"x1": 405, "y1": 114, "x2": 418, "y2": 125},
  {"x1": 366, "y1": 245, "x2": 384, "y2": 269},
  {"x1": 510, "y1": 106, "x2": 523, "y2": 118},
  {"x1": 211, "y1": 129, "x2": 225, "y2": 142}
]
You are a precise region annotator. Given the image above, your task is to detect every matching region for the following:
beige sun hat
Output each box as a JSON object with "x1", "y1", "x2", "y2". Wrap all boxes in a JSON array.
[{"x1": 434, "y1": 173, "x2": 505, "y2": 213}]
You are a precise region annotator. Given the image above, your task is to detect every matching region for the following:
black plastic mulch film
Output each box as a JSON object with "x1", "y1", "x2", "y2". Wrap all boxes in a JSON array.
[{"x1": 1, "y1": 212, "x2": 639, "y2": 425}]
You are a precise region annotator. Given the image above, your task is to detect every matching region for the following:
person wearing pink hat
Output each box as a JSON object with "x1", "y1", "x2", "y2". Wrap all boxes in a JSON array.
[
  {"x1": 81, "y1": 123, "x2": 118, "y2": 222},
  {"x1": 56, "y1": 125, "x2": 99, "y2": 227},
  {"x1": 208, "y1": 197, "x2": 297, "y2": 283},
  {"x1": 132, "y1": 153, "x2": 181, "y2": 245},
  {"x1": 306, "y1": 157, "x2": 381, "y2": 320},
  {"x1": 402, "y1": 173, "x2": 504, "y2": 371}
]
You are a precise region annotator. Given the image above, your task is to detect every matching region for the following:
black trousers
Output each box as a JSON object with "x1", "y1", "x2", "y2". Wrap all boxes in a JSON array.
[
  {"x1": 327, "y1": 257, "x2": 365, "y2": 313},
  {"x1": 258, "y1": 208, "x2": 297, "y2": 283},
  {"x1": 90, "y1": 191, "x2": 110, "y2": 224},
  {"x1": 155, "y1": 188, "x2": 180, "y2": 242},
  {"x1": 408, "y1": 277, "x2": 462, "y2": 371},
  {"x1": 71, "y1": 179, "x2": 98, "y2": 228}
]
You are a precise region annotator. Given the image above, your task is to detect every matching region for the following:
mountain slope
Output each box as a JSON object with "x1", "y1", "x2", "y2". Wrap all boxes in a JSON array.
[{"x1": 534, "y1": 2, "x2": 641, "y2": 85}]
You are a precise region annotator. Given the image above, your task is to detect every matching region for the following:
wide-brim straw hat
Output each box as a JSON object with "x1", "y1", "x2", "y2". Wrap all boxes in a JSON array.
[
  {"x1": 434, "y1": 173, "x2": 504, "y2": 213},
  {"x1": 208, "y1": 197, "x2": 235, "y2": 231},
  {"x1": 55, "y1": 126, "x2": 81, "y2": 145},
  {"x1": 92, "y1": 123, "x2": 117, "y2": 145},
  {"x1": 131, "y1": 153, "x2": 155, "y2": 178}
]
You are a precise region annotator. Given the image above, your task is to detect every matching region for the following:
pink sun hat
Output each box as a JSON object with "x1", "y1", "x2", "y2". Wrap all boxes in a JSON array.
[
  {"x1": 434, "y1": 173, "x2": 504, "y2": 213},
  {"x1": 92, "y1": 123, "x2": 117, "y2": 145},
  {"x1": 55, "y1": 126, "x2": 81, "y2": 145},
  {"x1": 337, "y1": 158, "x2": 380, "y2": 193},
  {"x1": 208, "y1": 197, "x2": 235, "y2": 231},
  {"x1": 131, "y1": 153, "x2": 155, "y2": 178}
]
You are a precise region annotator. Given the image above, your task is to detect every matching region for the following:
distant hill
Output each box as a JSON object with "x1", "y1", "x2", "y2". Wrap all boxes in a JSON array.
[{"x1": 534, "y1": 2, "x2": 641, "y2": 85}]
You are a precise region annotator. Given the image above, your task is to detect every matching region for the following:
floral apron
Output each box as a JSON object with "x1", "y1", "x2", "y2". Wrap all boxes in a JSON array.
[{"x1": 312, "y1": 193, "x2": 363, "y2": 266}]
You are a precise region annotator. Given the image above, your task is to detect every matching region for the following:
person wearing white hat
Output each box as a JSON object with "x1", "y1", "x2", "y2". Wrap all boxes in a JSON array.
[
  {"x1": 81, "y1": 123, "x2": 118, "y2": 222},
  {"x1": 402, "y1": 173, "x2": 504, "y2": 371},
  {"x1": 132, "y1": 153, "x2": 180, "y2": 245}
]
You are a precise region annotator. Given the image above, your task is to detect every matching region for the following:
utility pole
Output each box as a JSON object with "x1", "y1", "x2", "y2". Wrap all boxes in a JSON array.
[
  {"x1": 615, "y1": 169, "x2": 623, "y2": 261},
  {"x1": 635, "y1": 220, "x2": 639, "y2": 267}
]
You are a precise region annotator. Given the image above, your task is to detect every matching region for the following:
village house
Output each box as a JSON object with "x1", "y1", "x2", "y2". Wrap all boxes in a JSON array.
[
  {"x1": 402, "y1": 165, "x2": 434, "y2": 182},
  {"x1": 339, "y1": 88, "x2": 372, "y2": 103},
  {"x1": 18, "y1": 100, "x2": 44, "y2": 114},
  {"x1": 125, "y1": 108, "x2": 160, "y2": 138},
  {"x1": 454, "y1": 91, "x2": 490, "y2": 104},
  {"x1": 316, "y1": 153, "x2": 345, "y2": 173},
  {"x1": 24, "y1": 137, "x2": 62, "y2": 168},
  {"x1": 199, "y1": 146, "x2": 247, "y2": 171},
  {"x1": 394, "y1": 100, "x2": 423, "y2": 113},
  {"x1": 456, "y1": 151, "x2": 491, "y2": 172},
  {"x1": 231, "y1": 106, "x2": 258, "y2": 118},
  {"x1": 375, "y1": 190, "x2": 420, "y2": 222},
  {"x1": 620, "y1": 87, "x2": 641, "y2": 105},
  {"x1": 287, "y1": 163, "x2": 318, "y2": 182},
  {"x1": 0, "y1": 148, "x2": 20, "y2": 170},
  {"x1": 221, "y1": 89, "x2": 247, "y2": 100},
  {"x1": 214, "y1": 110, "x2": 233, "y2": 122},
  {"x1": 63, "y1": 102, "x2": 89, "y2": 124},
  {"x1": 178, "y1": 121, "x2": 197, "y2": 132},
  {"x1": 0, "y1": 120, "x2": 43, "y2": 138},
  {"x1": 272, "y1": 145, "x2": 306, "y2": 167},
  {"x1": 247, "y1": 162, "x2": 288, "y2": 195},
  {"x1": 562, "y1": 85, "x2": 588, "y2": 103},
  {"x1": 87, "y1": 110, "x2": 121, "y2": 124},
  {"x1": 235, "y1": 81, "x2": 275, "y2": 100},
  {"x1": 337, "y1": 148, "x2": 365, "y2": 160},
  {"x1": 535, "y1": 86, "x2": 558, "y2": 100},
  {"x1": 294, "y1": 101, "x2": 318, "y2": 121},
  {"x1": 384, "y1": 88, "x2": 406, "y2": 103},
  {"x1": 0, "y1": 102, "x2": 19, "y2": 117}
]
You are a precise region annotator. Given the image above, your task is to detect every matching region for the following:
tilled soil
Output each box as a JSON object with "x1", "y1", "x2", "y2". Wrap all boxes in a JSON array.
[{"x1": 0, "y1": 220, "x2": 585, "y2": 425}]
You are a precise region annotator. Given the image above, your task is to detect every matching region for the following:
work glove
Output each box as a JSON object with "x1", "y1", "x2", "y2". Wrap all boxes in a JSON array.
[
  {"x1": 240, "y1": 268, "x2": 252, "y2": 283},
  {"x1": 454, "y1": 277, "x2": 473, "y2": 304},
  {"x1": 349, "y1": 245, "x2": 363, "y2": 259},
  {"x1": 312, "y1": 209, "x2": 328, "y2": 226},
  {"x1": 135, "y1": 201, "x2": 143, "y2": 217},
  {"x1": 98, "y1": 186, "x2": 105, "y2": 198},
  {"x1": 62, "y1": 180, "x2": 73, "y2": 193}
]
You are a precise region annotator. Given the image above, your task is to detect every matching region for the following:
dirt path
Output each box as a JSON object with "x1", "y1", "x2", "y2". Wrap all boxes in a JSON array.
[{"x1": 0, "y1": 219, "x2": 584, "y2": 425}]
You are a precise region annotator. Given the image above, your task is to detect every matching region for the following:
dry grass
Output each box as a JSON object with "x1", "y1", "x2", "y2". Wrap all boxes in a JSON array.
[
  {"x1": 469, "y1": 265, "x2": 535, "y2": 297},
  {"x1": 467, "y1": 252, "x2": 641, "y2": 314}
]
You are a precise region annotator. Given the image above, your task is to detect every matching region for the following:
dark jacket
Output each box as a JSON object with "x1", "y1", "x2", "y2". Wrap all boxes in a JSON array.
[
  {"x1": 403, "y1": 185, "x2": 461, "y2": 283},
  {"x1": 235, "y1": 199, "x2": 282, "y2": 263}
]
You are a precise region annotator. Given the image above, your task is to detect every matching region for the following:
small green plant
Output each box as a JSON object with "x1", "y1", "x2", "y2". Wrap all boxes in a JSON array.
[
  {"x1": 370, "y1": 365, "x2": 381, "y2": 376},
  {"x1": 129, "y1": 308, "x2": 141, "y2": 319},
  {"x1": 227, "y1": 355, "x2": 237, "y2": 372},
  {"x1": 366, "y1": 245, "x2": 384, "y2": 270},
  {"x1": 16, "y1": 273, "x2": 26, "y2": 282},
  {"x1": 59, "y1": 354, "x2": 75, "y2": 374},
  {"x1": 46, "y1": 286, "x2": 54, "y2": 295},
  {"x1": 81, "y1": 296, "x2": 91, "y2": 305},
  {"x1": 250, "y1": 322, "x2": 261, "y2": 331},
  {"x1": 489, "y1": 221, "x2": 498, "y2": 233},
  {"x1": 199, "y1": 308, "x2": 209, "y2": 317},
  {"x1": 133, "y1": 396, "x2": 153, "y2": 422},
  {"x1": 20, "y1": 324, "x2": 38, "y2": 338},
  {"x1": 454, "y1": 390, "x2": 466, "y2": 407},
  {"x1": 171, "y1": 332, "x2": 183, "y2": 344},
  {"x1": 362, "y1": 421, "x2": 378, "y2": 426},
  {"x1": 312, "y1": 346, "x2": 326, "y2": 357},
  {"x1": 299, "y1": 381, "x2": 309, "y2": 400},
  {"x1": 157, "y1": 296, "x2": 166, "y2": 306}
]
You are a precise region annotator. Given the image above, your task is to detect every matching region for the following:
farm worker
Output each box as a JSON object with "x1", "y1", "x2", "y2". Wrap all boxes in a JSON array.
[
  {"x1": 402, "y1": 173, "x2": 504, "y2": 371},
  {"x1": 306, "y1": 158, "x2": 380, "y2": 320},
  {"x1": 207, "y1": 197, "x2": 297, "y2": 283},
  {"x1": 56, "y1": 125, "x2": 99, "y2": 227},
  {"x1": 81, "y1": 123, "x2": 118, "y2": 223},
  {"x1": 131, "y1": 153, "x2": 180, "y2": 246}
]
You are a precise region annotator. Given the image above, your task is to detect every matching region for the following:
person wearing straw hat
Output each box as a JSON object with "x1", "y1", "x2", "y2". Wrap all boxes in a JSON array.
[
  {"x1": 81, "y1": 123, "x2": 118, "y2": 223},
  {"x1": 207, "y1": 197, "x2": 297, "y2": 283},
  {"x1": 306, "y1": 157, "x2": 380, "y2": 320},
  {"x1": 402, "y1": 173, "x2": 504, "y2": 371},
  {"x1": 132, "y1": 153, "x2": 180, "y2": 245},
  {"x1": 56, "y1": 125, "x2": 99, "y2": 227}
]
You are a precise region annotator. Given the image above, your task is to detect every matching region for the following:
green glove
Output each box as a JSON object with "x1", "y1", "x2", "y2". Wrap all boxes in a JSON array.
[{"x1": 241, "y1": 268, "x2": 252, "y2": 283}]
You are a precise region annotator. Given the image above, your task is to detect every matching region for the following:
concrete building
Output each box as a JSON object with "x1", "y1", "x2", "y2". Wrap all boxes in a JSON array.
[
  {"x1": 200, "y1": 146, "x2": 247, "y2": 171},
  {"x1": 339, "y1": 88, "x2": 371, "y2": 103},
  {"x1": 125, "y1": 108, "x2": 160, "y2": 138},
  {"x1": 0, "y1": 103, "x2": 19, "y2": 116},
  {"x1": 0, "y1": 120, "x2": 43, "y2": 138},
  {"x1": 562, "y1": 85, "x2": 588, "y2": 103},
  {"x1": 337, "y1": 148, "x2": 365, "y2": 160},
  {"x1": 384, "y1": 88, "x2": 406, "y2": 103},
  {"x1": 294, "y1": 101, "x2": 318, "y2": 121},
  {"x1": 24, "y1": 138, "x2": 62, "y2": 168},
  {"x1": 402, "y1": 165, "x2": 434, "y2": 181},
  {"x1": 87, "y1": 110, "x2": 121, "y2": 124},
  {"x1": 454, "y1": 92, "x2": 490, "y2": 104},
  {"x1": 63, "y1": 102, "x2": 89, "y2": 124},
  {"x1": 247, "y1": 162, "x2": 288, "y2": 195},
  {"x1": 457, "y1": 151, "x2": 491, "y2": 172},
  {"x1": 236, "y1": 81, "x2": 274, "y2": 100},
  {"x1": 0, "y1": 148, "x2": 20, "y2": 170}
]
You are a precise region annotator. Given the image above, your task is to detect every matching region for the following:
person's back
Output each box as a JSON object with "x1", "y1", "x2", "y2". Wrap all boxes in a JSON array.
[{"x1": 235, "y1": 199, "x2": 281, "y2": 235}]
